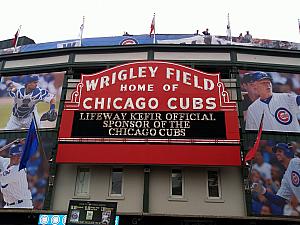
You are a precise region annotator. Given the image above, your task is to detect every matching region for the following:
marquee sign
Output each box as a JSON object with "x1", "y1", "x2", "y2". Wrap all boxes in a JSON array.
[
  {"x1": 67, "y1": 61, "x2": 234, "y2": 111},
  {"x1": 57, "y1": 61, "x2": 240, "y2": 165}
]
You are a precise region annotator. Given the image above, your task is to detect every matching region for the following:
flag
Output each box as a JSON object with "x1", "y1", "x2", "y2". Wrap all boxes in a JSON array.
[
  {"x1": 19, "y1": 120, "x2": 38, "y2": 171},
  {"x1": 149, "y1": 13, "x2": 155, "y2": 36},
  {"x1": 244, "y1": 113, "x2": 264, "y2": 163},
  {"x1": 226, "y1": 13, "x2": 232, "y2": 43},
  {"x1": 12, "y1": 25, "x2": 21, "y2": 49}
]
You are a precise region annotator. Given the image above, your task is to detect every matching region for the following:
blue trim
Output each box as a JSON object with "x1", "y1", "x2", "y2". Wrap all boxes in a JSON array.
[
  {"x1": 50, "y1": 104, "x2": 55, "y2": 110},
  {"x1": 260, "y1": 96, "x2": 272, "y2": 104},
  {"x1": 296, "y1": 96, "x2": 300, "y2": 106}
]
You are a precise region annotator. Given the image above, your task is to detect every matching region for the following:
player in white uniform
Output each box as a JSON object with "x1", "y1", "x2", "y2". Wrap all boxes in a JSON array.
[
  {"x1": 252, "y1": 143, "x2": 300, "y2": 207},
  {"x1": 245, "y1": 72, "x2": 300, "y2": 132},
  {"x1": 0, "y1": 142, "x2": 33, "y2": 208},
  {"x1": 5, "y1": 74, "x2": 56, "y2": 130}
]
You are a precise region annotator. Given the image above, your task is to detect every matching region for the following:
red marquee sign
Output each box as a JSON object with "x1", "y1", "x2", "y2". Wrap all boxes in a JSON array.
[
  {"x1": 57, "y1": 61, "x2": 240, "y2": 166},
  {"x1": 66, "y1": 61, "x2": 235, "y2": 111}
]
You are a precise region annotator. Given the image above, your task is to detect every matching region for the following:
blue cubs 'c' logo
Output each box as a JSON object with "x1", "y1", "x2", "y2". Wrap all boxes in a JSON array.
[
  {"x1": 291, "y1": 171, "x2": 300, "y2": 187},
  {"x1": 39, "y1": 215, "x2": 49, "y2": 224},
  {"x1": 120, "y1": 38, "x2": 138, "y2": 45},
  {"x1": 275, "y1": 107, "x2": 292, "y2": 125}
]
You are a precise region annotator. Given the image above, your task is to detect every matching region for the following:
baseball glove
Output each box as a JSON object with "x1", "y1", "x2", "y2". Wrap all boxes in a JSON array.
[{"x1": 40, "y1": 109, "x2": 58, "y2": 122}]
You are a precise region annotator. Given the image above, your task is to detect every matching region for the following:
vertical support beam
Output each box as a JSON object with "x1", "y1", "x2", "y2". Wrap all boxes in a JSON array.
[
  {"x1": 143, "y1": 166, "x2": 150, "y2": 213},
  {"x1": 147, "y1": 49, "x2": 154, "y2": 61}
]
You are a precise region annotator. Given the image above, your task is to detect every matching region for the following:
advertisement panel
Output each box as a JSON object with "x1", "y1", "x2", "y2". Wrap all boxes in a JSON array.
[
  {"x1": 0, "y1": 135, "x2": 53, "y2": 209},
  {"x1": 248, "y1": 139, "x2": 300, "y2": 216},
  {"x1": 57, "y1": 61, "x2": 240, "y2": 165},
  {"x1": 239, "y1": 70, "x2": 300, "y2": 133},
  {"x1": 0, "y1": 72, "x2": 65, "y2": 130},
  {"x1": 66, "y1": 200, "x2": 117, "y2": 225}
]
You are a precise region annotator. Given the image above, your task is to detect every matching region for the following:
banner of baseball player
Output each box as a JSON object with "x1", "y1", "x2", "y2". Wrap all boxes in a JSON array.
[
  {"x1": 239, "y1": 70, "x2": 300, "y2": 133},
  {"x1": 57, "y1": 61, "x2": 241, "y2": 165},
  {"x1": 247, "y1": 139, "x2": 300, "y2": 217},
  {"x1": 0, "y1": 135, "x2": 54, "y2": 209},
  {"x1": 0, "y1": 72, "x2": 65, "y2": 131}
]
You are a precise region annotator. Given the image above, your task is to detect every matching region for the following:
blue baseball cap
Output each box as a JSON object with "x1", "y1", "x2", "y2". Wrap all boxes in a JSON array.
[
  {"x1": 251, "y1": 72, "x2": 272, "y2": 82},
  {"x1": 9, "y1": 144, "x2": 23, "y2": 156},
  {"x1": 241, "y1": 73, "x2": 255, "y2": 84},
  {"x1": 23, "y1": 75, "x2": 39, "y2": 84},
  {"x1": 273, "y1": 143, "x2": 294, "y2": 158}
]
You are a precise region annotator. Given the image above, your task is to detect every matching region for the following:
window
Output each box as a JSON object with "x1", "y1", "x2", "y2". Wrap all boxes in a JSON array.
[
  {"x1": 207, "y1": 170, "x2": 221, "y2": 199},
  {"x1": 109, "y1": 168, "x2": 123, "y2": 196},
  {"x1": 74, "y1": 167, "x2": 91, "y2": 197},
  {"x1": 170, "y1": 169, "x2": 184, "y2": 197}
]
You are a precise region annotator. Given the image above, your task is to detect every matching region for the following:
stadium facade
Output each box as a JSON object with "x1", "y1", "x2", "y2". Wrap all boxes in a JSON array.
[{"x1": 0, "y1": 34, "x2": 299, "y2": 225}]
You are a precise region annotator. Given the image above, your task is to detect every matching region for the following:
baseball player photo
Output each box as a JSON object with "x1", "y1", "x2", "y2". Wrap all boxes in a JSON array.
[
  {"x1": 0, "y1": 137, "x2": 51, "y2": 209},
  {"x1": 250, "y1": 140, "x2": 300, "y2": 216},
  {"x1": 240, "y1": 71, "x2": 300, "y2": 133},
  {"x1": 0, "y1": 139, "x2": 33, "y2": 208},
  {"x1": 240, "y1": 72, "x2": 260, "y2": 119},
  {"x1": 0, "y1": 72, "x2": 64, "y2": 131}
]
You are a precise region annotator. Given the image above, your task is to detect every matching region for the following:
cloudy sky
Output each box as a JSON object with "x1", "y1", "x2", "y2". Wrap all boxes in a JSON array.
[{"x1": 1, "y1": 0, "x2": 300, "y2": 44}]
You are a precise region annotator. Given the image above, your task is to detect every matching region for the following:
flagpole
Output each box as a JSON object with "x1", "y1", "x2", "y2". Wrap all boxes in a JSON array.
[
  {"x1": 227, "y1": 13, "x2": 232, "y2": 45},
  {"x1": 13, "y1": 25, "x2": 22, "y2": 53},
  {"x1": 149, "y1": 13, "x2": 156, "y2": 44},
  {"x1": 79, "y1": 16, "x2": 85, "y2": 47},
  {"x1": 32, "y1": 112, "x2": 49, "y2": 171},
  {"x1": 153, "y1": 13, "x2": 156, "y2": 44}
]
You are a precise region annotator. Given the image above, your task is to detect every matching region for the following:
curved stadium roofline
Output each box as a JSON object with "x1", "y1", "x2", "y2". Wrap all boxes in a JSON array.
[{"x1": 1, "y1": 33, "x2": 300, "y2": 55}]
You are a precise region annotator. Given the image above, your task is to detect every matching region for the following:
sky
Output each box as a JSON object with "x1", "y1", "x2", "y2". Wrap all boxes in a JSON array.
[{"x1": 1, "y1": 0, "x2": 300, "y2": 44}]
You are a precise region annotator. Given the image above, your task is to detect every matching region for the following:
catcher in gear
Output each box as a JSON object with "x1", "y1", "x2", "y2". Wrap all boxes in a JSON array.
[{"x1": 5, "y1": 74, "x2": 57, "y2": 129}]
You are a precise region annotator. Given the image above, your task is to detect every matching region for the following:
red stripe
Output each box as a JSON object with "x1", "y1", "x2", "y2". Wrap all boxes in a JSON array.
[{"x1": 56, "y1": 143, "x2": 241, "y2": 166}]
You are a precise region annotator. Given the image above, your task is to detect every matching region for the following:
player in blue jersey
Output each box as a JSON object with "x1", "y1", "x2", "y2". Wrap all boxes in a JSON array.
[
  {"x1": 5, "y1": 75, "x2": 57, "y2": 130},
  {"x1": 245, "y1": 72, "x2": 300, "y2": 132},
  {"x1": 0, "y1": 139, "x2": 33, "y2": 208},
  {"x1": 252, "y1": 143, "x2": 300, "y2": 210}
]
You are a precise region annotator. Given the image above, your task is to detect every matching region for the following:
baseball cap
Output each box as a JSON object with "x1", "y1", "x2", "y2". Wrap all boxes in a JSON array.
[
  {"x1": 251, "y1": 72, "x2": 272, "y2": 82},
  {"x1": 23, "y1": 74, "x2": 39, "y2": 84},
  {"x1": 9, "y1": 144, "x2": 23, "y2": 156},
  {"x1": 241, "y1": 73, "x2": 255, "y2": 84},
  {"x1": 273, "y1": 143, "x2": 294, "y2": 158}
]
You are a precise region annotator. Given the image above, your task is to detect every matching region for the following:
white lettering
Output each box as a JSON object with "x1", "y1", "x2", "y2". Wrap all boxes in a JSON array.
[
  {"x1": 204, "y1": 79, "x2": 214, "y2": 90},
  {"x1": 83, "y1": 98, "x2": 92, "y2": 109},
  {"x1": 206, "y1": 97, "x2": 216, "y2": 109},
  {"x1": 100, "y1": 76, "x2": 110, "y2": 89},
  {"x1": 149, "y1": 66, "x2": 158, "y2": 77},
  {"x1": 86, "y1": 79, "x2": 99, "y2": 91}
]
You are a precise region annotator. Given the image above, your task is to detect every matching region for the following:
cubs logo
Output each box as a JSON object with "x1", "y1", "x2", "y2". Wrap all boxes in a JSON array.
[
  {"x1": 62, "y1": 215, "x2": 67, "y2": 224},
  {"x1": 120, "y1": 38, "x2": 138, "y2": 45},
  {"x1": 2, "y1": 170, "x2": 10, "y2": 176},
  {"x1": 51, "y1": 215, "x2": 60, "y2": 225},
  {"x1": 70, "y1": 210, "x2": 80, "y2": 222},
  {"x1": 291, "y1": 171, "x2": 300, "y2": 187},
  {"x1": 275, "y1": 107, "x2": 292, "y2": 125},
  {"x1": 39, "y1": 215, "x2": 49, "y2": 224}
]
